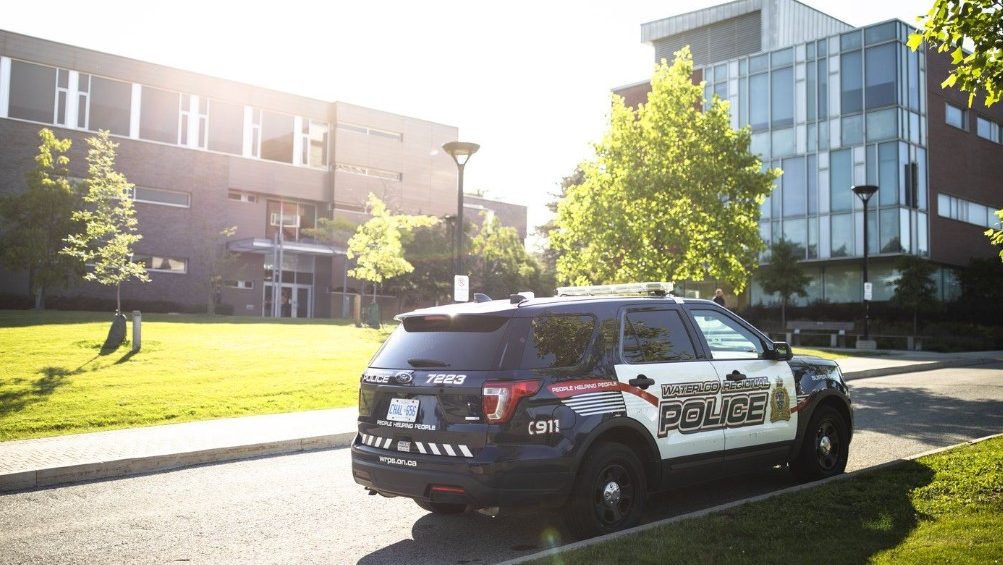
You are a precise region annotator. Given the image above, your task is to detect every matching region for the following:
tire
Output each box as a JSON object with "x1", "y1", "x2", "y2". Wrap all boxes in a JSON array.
[
  {"x1": 414, "y1": 499, "x2": 467, "y2": 515},
  {"x1": 564, "y1": 443, "x2": 647, "y2": 539},
  {"x1": 790, "y1": 406, "x2": 849, "y2": 482}
]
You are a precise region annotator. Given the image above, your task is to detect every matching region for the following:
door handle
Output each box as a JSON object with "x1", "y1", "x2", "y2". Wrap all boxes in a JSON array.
[
  {"x1": 726, "y1": 370, "x2": 747, "y2": 381},
  {"x1": 629, "y1": 375, "x2": 656, "y2": 389}
]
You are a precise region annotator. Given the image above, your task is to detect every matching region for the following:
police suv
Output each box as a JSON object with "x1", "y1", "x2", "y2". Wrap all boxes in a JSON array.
[{"x1": 351, "y1": 283, "x2": 852, "y2": 538}]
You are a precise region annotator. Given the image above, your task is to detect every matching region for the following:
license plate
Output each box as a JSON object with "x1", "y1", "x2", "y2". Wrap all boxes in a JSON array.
[{"x1": 387, "y1": 398, "x2": 419, "y2": 423}]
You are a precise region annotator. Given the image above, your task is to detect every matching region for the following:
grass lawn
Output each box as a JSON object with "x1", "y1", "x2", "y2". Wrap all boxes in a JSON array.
[
  {"x1": 533, "y1": 437, "x2": 1003, "y2": 564},
  {"x1": 0, "y1": 310, "x2": 391, "y2": 441}
]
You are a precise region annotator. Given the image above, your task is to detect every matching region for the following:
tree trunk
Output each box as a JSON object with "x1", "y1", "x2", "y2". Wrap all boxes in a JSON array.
[
  {"x1": 116, "y1": 283, "x2": 121, "y2": 314},
  {"x1": 34, "y1": 287, "x2": 45, "y2": 310},
  {"x1": 913, "y1": 308, "x2": 918, "y2": 341}
]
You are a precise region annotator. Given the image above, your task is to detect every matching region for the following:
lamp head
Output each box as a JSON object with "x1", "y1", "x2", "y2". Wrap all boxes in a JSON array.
[
  {"x1": 851, "y1": 184, "x2": 878, "y2": 203},
  {"x1": 442, "y1": 141, "x2": 480, "y2": 166}
]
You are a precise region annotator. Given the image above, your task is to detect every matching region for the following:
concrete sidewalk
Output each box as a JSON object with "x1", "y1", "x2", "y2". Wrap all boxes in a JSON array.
[{"x1": 2, "y1": 350, "x2": 1001, "y2": 494}]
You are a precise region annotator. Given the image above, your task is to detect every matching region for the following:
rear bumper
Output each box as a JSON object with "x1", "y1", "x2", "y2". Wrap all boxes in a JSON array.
[{"x1": 351, "y1": 441, "x2": 573, "y2": 509}]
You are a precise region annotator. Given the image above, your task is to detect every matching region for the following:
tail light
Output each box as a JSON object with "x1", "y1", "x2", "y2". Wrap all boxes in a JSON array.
[{"x1": 482, "y1": 380, "x2": 541, "y2": 424}]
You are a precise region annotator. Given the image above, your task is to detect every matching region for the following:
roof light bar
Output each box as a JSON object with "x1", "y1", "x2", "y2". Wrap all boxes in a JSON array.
[{"x1": 555, "y1": 282, "x2": 675, "y2": 297}]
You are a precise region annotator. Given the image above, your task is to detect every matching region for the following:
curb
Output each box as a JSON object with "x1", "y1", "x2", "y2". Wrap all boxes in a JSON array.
[
  {"x1": 840, "y1": 357, "x2": 999, "y2": 381},
  {"x1": 0, "y1": 431, "x2": 357, "y2": 494},
  {"x1": 500, "y1": 431, "x2": 1003, "y2": 565}
]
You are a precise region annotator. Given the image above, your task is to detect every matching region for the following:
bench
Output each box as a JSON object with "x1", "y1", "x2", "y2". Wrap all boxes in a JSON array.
[{"x1": 785, "y1": 321, "x2": 854, "y2": 348}]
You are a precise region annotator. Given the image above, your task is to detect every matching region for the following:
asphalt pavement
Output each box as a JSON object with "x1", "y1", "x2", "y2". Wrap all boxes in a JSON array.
[{"x1": 1, "y1": 349, "x2": 1001, "y2": 493}]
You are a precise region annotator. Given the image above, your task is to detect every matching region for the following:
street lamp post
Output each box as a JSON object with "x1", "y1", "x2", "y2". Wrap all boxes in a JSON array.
[
  {"x1": 442, "y1": 141, "x2": 479, "y2": 283},
  {"x1": 852, "y1": 184, "x2": 878, "y2": 348}
]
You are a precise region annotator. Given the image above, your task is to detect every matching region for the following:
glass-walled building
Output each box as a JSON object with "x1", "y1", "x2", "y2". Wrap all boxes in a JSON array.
[{"x1": 618, "y1": 0, "x2": 1003, "y2": 305}]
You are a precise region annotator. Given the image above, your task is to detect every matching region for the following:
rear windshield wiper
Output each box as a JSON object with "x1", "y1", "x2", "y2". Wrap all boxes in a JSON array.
[{"x1": 407, "y1": 358, "x2": 451, "y2": 368}]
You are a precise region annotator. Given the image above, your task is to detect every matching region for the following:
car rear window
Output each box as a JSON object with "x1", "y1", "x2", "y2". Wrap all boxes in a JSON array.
[
  {"x1": 369, "y1": 315, "x2": 511, "y2": 370},
  {"x1": 516, "y1": 315, "x2": 596, "y2": 369}
]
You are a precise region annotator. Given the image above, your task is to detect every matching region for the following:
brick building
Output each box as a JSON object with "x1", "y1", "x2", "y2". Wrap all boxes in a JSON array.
[{"x1": 0, "y1": 30, "x2": 526, "y2": 318}]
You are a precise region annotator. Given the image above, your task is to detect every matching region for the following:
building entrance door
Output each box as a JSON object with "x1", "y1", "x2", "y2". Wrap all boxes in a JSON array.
[{"x1": 263, "y1": 283, "x2": 312, "y2": 318}]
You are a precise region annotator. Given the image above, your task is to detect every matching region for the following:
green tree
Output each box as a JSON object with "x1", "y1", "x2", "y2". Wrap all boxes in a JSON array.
[
  {"x1": 384, "y1": 221, "x2": 455, "y2": 307},
  {"x1": 0, "y1": 128, "x2": 82, "y2": 309},
  {"x1": 757, "y1": 239, "x2": 811, "y2": 332},
  {"x1": 200, "y1": 225, "x2": 238, "y2": 316},
  {"x1": 909, "y1": 0, "x2": 1003, "y2": 107},
  {"x1": 889, "y1": 255, "x2": 937, "y2": 339},
  {"x1": 986, "y1": 209, "x2": 1003, "y2": 261},
  {"x1": 551, "y1": 47, "x2": 777, "y2": 290},
  {"x1": 62, "y1": 130, "x2": 149, "y2": 313},
  {"x1": 346, "y1": 193, "x2": 437, "y2": 303},
  {"x1": 469, "y1": 211, "x2": 543, "y2": 299}
]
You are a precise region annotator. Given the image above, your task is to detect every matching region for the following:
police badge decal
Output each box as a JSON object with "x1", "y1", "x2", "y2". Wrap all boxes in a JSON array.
[{"x1": 769, "y1": 377, "x2": 791, "y2": 422}]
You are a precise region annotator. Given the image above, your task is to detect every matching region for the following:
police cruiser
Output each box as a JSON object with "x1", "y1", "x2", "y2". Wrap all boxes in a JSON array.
[{"x1": 351, "y1": 282, "x2": 852, "y2": 538}]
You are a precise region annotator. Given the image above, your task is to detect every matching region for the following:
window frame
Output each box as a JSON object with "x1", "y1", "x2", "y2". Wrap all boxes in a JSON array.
[
  {"x1": 132, "y1": 186, "x2": 191, "y2": 208},
  {"x1": 133, "y1": 254, "x2": 188, "y2": 274},
  {"x1": 944, "y1": 102, "x2": 967, "y2": 130},
  {"x1": 618, "y1": 306, "x2": 702, "y2": 365},
  {"x1": 686, "y1": 307, "x2": 770, "y2": 361}
]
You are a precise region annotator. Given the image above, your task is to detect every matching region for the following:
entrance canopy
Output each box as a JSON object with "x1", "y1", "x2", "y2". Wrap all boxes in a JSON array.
[{"x1": 227, "y1": 238, "x2": 345, "y2": 257}]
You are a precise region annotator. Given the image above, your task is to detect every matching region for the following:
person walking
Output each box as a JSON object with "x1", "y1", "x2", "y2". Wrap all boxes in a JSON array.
[{"x1": 713, "y1": 288, "x2": 727, "y2": 308}]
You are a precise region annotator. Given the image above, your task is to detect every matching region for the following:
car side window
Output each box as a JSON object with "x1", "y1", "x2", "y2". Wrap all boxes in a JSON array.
[
  {"x1": 690, "y1": 310, "x2": 764, "y2": 360},
  {"x1": 621, "y1": 309, "x2": 696, "y2": 363}
]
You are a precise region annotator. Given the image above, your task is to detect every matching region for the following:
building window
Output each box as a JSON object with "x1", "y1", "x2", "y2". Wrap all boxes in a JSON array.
[
  {"x1": 55, "y1": 68, "x2": 70, "y2": 127},
  {"x1": 335, "y1": 163, "x2": 402, "y2": 181},
  {"x1": 260, "y1": 110, "x2": 294, "y2": 163},
  {"x1": 225, "y1": 280, "x2": 254, "y2": 289},
  {"x1": 140, "y1": 86, "x2": 180, "y2": 143},
  {"x1": 228, "y1": 190, "x2": 258, "y2": 203},
  {"x1": 830, "y1": 149, "x2": 853, "y2": 212},
  {"x1": 179, "y1": 94, "x2": 208, "y2": 149},
  {"x1": 938, "y1": 193, "x2": 996, "y2": 228},
  {"x1": 336, "y1": 122, "x2": 403, "y2": 141},
  {"x1": 207, "y1": 99, "x2": 243, "y2": 155},
  {"x1": 134, "y1": 254, "x2": 187, "y2": 274},
  {"x1": 266, "y1": 200, "x2": 316, "y2": 242},
  {"x1": 771, "y1": 66, "x2": 793, "y2": 128},
  {"x1": 864, "y1": 43, "x2": 897, "y2": 109},
  {"x1": 749, "y1": 73, "x2": 769, "y2": 131},
  {"x1": 841, "y1": 50, "x2": 863, "y2": 114},
  {"x1": 817, "y1": 57, "x2": 828, "y2": 120},
  {"x1": 976, "y1": 116, "x2": 1002, "y2": 143},
  {"x1": 301, "y1": 120, "x2": 329, "y2": 168},
  {"x1": 133, "y1": 186, "x2": 190, "y2": 207},
  {"x1": 76, "y1": 74, "x2": 91, "y2": 129},
  {"x1": 945, "y1": 102, "x2": 967, "y2": 130},
  {"x1": 782, "y1": 156, "x2": 806, "y2": 217},
  {"x1": 8, "y1": 60, "x2": 56, "y2": 123},
  {"x1": 878, "y1": 142, "x2": 899, "y2": 207},
  {"x1": 89, "y1": 76, "x2": 132, "y2": 136}
]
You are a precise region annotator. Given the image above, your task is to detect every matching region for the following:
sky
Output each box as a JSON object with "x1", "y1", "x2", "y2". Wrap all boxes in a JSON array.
[{"x1": 3, "y1": 0, "x2": 933, "y2": 247}]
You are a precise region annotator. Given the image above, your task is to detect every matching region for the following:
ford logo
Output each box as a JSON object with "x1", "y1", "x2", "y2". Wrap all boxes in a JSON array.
[{"x1": 394, "y1": 371, "x2": 414, "y2": 385}]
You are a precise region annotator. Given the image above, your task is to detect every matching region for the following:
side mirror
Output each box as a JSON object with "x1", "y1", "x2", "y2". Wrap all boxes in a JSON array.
[{"x1": 764, "y1": 341, "x2": 794, "y2": 361}]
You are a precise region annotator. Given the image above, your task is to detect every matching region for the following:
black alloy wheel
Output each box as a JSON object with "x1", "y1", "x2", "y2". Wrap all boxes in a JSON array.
[
  {"x1": 791, "y1": 406, "x2": 849, "y2": 481},
  {"x1": 565, "y1": 443, "x2": 647, "y2": 539}
]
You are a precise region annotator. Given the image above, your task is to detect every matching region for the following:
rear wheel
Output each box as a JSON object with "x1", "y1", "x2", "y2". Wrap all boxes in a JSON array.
[
  {"x1": 564, "y1": 443, "x2": 647, "y2": 539},
  {"x1": 414, "y1": 499, "x2": 467, "y2": 515},
  {"x1": 790, "y1": 406, "x2": 848, "y2": 481}
]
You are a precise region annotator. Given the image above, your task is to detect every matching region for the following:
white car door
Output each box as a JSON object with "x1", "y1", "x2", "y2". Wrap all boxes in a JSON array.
[
  {"x1": 687, "y1": 308, "x2": 798, "y2": 451},
  {"x1": 613, "y1": 307, "x2": 724, "y2": 460}
]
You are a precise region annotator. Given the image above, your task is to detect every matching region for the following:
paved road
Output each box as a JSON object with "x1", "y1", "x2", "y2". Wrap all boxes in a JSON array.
[{"x1": 3, "y1": 364, "x2": 1002, "y2": 565}]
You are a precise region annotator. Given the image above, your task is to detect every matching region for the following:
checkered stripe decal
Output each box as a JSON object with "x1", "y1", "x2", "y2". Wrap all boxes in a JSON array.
[{"x1": 359, "y1": 433, "x2": 474, "y2": 458}]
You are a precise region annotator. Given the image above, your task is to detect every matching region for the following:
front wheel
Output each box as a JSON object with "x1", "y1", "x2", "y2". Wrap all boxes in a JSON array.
[
  {"x1": 790, "y1": 406, "x2": 849, "y2": 481},
  {"x1": 564, "y1": 443, "x2": 647, "y2": 539},
  {"x1": 414, "y1": 499, "x2": 467, "y2": 515}
]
